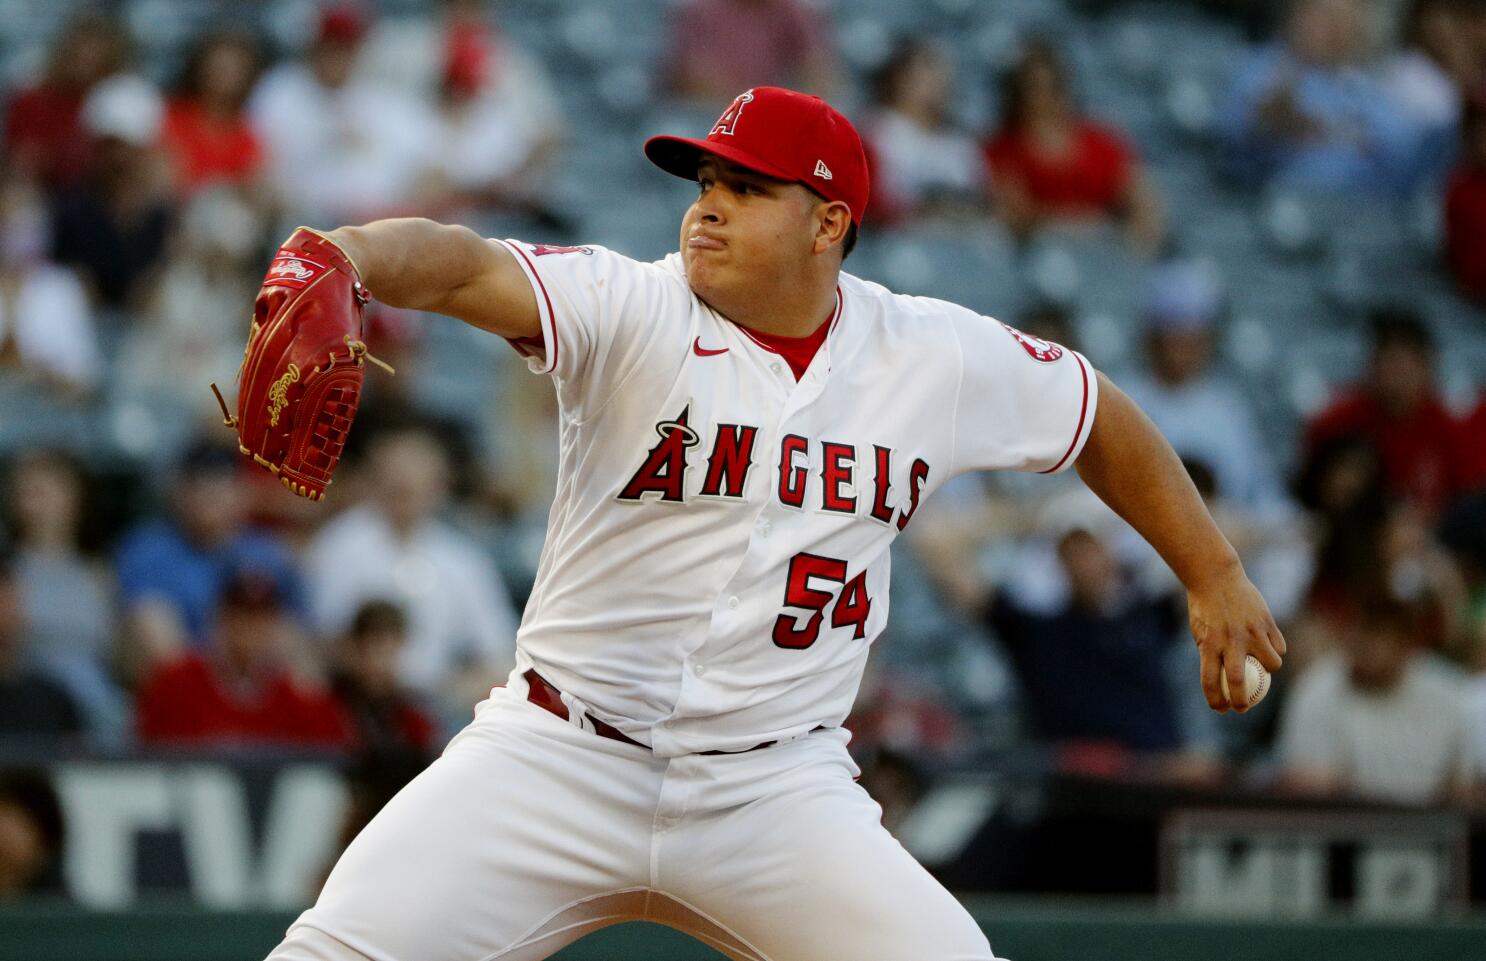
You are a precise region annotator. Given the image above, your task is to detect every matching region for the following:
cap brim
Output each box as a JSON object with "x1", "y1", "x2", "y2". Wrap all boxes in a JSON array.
[{"x1": 644, "y1": 135, "x2": 801, "y2": 186}]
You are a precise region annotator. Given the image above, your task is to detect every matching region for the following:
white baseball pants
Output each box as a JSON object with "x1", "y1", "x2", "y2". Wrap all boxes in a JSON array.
[{"x1": 264, "y1": 683, "x2": 1005, "y2": 961}]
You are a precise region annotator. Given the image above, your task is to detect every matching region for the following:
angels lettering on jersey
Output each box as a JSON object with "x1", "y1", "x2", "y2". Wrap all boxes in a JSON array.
[
  {"x1": 616, "y1": 405, "x2": 929, "y2": 532},
  {"x1": 490, "y1": 236, "x2": 1097, "y2": 755}
]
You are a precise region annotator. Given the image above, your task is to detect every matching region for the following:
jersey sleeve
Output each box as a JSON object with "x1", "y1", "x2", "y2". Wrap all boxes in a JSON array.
[
  {"x1": 494, "y1": 240, "x2": 669, "y2": 421},
  {"x1": 948, "y1": 308, "x2": 1098, "y2": 477}
]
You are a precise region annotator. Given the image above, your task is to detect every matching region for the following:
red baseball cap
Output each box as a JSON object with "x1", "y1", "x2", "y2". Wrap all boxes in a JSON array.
[
  {"x1": 645, "y1": 87, "x2": 870, "y2": 225},
  {"x1": 316, "y1": 3, "x2": 370, "y2": 46}
]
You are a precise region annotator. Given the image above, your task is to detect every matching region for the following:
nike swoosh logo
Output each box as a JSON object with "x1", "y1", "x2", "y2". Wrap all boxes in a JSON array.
[{"x1": 692, "y1": 336, "x2": 729, "y2": 357}]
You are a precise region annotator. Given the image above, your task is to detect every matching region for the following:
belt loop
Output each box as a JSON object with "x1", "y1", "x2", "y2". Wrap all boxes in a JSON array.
[{"x1": 524, "y1": 669, "x2": 646, "y2": 750}]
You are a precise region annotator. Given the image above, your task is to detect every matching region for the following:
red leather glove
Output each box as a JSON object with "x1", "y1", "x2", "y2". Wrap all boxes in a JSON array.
[{"x1": 213, "y1": 227, "x2": 388, "y2": 500}]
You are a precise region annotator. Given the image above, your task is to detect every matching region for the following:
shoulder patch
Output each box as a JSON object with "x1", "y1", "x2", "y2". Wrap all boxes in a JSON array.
[
  {"x1": 1000, "y1": 322, "x2": 1064, "y2": 363},
  {"x1": 527, "y1": 244, "x2": 594, "y2": 257}
]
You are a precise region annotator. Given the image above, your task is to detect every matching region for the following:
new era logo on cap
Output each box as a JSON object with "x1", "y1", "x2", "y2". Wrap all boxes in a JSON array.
[{"x1": 643, "y1": 86, "x2": 870, "y2": 224}]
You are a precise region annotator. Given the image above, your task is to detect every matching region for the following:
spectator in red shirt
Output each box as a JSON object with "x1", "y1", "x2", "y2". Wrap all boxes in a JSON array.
[
  {"x1": 664, "y1": 0, "x2": 839, "y2": 103},
  {"x1": 136, "y1": 564, "x2": 352, "y2": 751},
  {"x1": 331, "y1": 600, "x2": 436, "y2": 755},
  {"x1": 983, "y1": 41, "x2": 1165, "y2": 255},
  {"x1": 1461, "y1": 393, "x2": 1486, "y2": 489},
  {"x1": 1304, "y1": 308, "x2": 1476, "y2": 517},
  {"x1": 160, "y1": 31, "x2": 266, "y2": 196},
  {"x1": 1445, "y1": 100, "x2": 1486, "y2": 303},
  {"x1": 2, "y1": 14, "x2": 128, "y2": 191}
]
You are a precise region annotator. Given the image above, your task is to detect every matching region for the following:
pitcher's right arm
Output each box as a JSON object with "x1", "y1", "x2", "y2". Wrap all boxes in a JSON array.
[{"x1": 325, "y1": 219, "x2": 540, "y2": 340}]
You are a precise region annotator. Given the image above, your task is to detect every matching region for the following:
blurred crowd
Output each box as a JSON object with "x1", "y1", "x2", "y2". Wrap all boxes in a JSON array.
[{"x1": 0, "y1": 0, "x2": 1485, "y2": 899}]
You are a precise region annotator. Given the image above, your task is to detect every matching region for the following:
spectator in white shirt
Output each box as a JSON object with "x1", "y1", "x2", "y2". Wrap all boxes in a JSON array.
[
  {"x1": 304, "y1": 426, "x2": 518, "y2": 715},
  {"x1": 1384, "y1": 0, "x2": 1471, "y2": 128},
  {"x1": 1381, "y1": 0, "x2": 1474, "y2": 184},
  {"x1": 1468, "y1": 650, "x2": 1486, "y2": 800},
  {"x1": 248, "y1": 3, "x2": 438, "y2": 223},
  {"x1": 424, "y1": 2, "x2": 564, "y2": 219},
  {"x1": 1120, "y1": 261, "x2": 1311, "y2": 622},
  {"x1": 0, "y1": 171, "x2": 101, "y2": 397},
  {"x1": 862, "y1": 39, "x2": 985, "y2": 225},
  {"x1": 1278, "y1": 588, "x2": 1474, "y2": 805},
  {"x1": 1120, "y1": 260, "x2": 1290, "y2": 519},
  {"x1": 119, "y1": 187, "x2": 266, "y2": 411}
]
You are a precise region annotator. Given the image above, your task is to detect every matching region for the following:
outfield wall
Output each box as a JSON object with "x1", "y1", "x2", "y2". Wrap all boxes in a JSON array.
[{"x1": 3, "y1": 898, "x2": 1483, "y2": 961}]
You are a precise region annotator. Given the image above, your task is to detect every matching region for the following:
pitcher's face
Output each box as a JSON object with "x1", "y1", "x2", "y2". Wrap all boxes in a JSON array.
[{"x1": 680, "y1": 158, "x2": 820, "y2": 309}]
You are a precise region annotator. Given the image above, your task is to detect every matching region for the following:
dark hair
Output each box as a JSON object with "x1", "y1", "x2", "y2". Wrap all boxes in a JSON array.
[
  {"x1": 45, "y1": 14, "x2": 129, "y2": 89},
  {"x1": 179, "y1": 438, "x2": 241, "y2": 478},
  {"x1": 1293, "y1": 433, "x2": 1388, "y2": 515},
  {"x1": 173, "y1": 30, "x2": 264, "y2": 109},
  {"x1": 868, "y1": 39, "x2": 947, "y2": 122},
  {"x1": 871, "y1": 40, "x2": 919, "y2": 105},
  {"x1": 1438, "y1": 489, "x2": 1486, "y2": 570},
  {"x1": 997, "y1": 39, "x2": 1070, "y2": 137},
  {"x1": 1462, "y1": 98, "x2": 1486, "y2": 140},
  {"x1": 339, "y1": 749, "x2": 433, "y2": 850},
  {"x1": 1399, "y1": 0, "x2": 1456, "y2": 49},
  {"x1": 1368, "y1": 306, "x2": 1434, "y2": 354},
  {"x1": 805, "y1": 187, "x2": 859, "y2": 261},
  {"x1": 349, "y1": 599, "x2": 408, "y2": 638},
  {"x1": 1293, "y1": 433, "x2": 1393, "y2": 603},
  {"x1": 218, "y1": 564, "x2": 288, "y2": 611},
  {"x1": 0, "y1": 767, "x2": 66, "y2": 860},
  {"x1": 1181, "y1": 456, "x2": 1219, "y2": 500},
  {"x1": 1019, "y1": 302, "x2": 1077, "y2": 351},
  {"x1": 1355, "y1": 586, "x2": 1429, "y2": 637}
]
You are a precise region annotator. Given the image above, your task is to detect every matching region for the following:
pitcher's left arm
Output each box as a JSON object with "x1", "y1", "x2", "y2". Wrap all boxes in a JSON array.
[{"x1": 1074, "y1": 371, "x2": 1286, "y2": 712}]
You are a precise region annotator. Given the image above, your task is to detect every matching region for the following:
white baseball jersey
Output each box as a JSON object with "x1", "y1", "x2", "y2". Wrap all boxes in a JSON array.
[{"x1": 495, "y1": 239, "x2": 1098, "y2": 757}]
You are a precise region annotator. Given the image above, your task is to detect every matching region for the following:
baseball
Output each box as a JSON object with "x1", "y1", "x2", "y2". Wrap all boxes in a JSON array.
[{"x1": 1219, "y1": 654, "x2": 1270, "y2": 708}]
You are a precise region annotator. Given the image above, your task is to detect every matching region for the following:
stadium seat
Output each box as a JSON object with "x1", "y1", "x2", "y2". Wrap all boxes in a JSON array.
[
  {"x1": 1021, "y1": 231, "x2": 1145, "y2": 323},
  {"x1": 858, "y1": 226, "x2": 1025, "y2": 318}
]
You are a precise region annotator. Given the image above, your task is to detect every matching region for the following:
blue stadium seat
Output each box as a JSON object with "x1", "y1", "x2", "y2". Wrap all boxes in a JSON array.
[
  {"x1": 1021, "y1": 231, "x2": 1145, "y2": 323},
  {"x1": 859, "y1": 226, "x2": 1025, "y2": 318},
  {"x1": 1226, "y1": 261, "x2": 1333, "y2": 334}
]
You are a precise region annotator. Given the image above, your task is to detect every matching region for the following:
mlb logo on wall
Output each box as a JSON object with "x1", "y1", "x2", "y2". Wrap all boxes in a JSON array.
[{"x1": 262, "y1": 253, "x2": 327, "y2": 290}]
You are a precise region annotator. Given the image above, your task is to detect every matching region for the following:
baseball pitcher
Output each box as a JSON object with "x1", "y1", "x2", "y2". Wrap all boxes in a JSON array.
[{"x1": 242, "y1": 87, "x2": 1285, "y2": 961}]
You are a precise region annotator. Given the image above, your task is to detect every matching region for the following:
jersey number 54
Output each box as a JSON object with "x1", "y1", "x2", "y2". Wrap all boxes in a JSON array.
[{"x1": 772, "y1": 552, "x2": 872, "y2": 649}]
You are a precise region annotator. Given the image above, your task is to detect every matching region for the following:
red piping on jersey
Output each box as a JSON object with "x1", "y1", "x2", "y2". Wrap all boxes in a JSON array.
[
  {"x1": 1040, "y1": 352, "x2": 1090, "y2": 474},
  {"x1": 735, "y1": 287, "x2": 844, "y2": 356},
  {"x1": 506, "y1": 241, "x2": 559, "y2": 375}
]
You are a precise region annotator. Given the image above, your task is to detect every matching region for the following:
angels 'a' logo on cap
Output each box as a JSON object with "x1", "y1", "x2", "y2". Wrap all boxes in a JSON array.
[
  {"x1": 711, "y1": 89, "x2": 755, "y2": 136},
  {"x1": 814, "y1": 160, "x2": 833, "y2": 180}
]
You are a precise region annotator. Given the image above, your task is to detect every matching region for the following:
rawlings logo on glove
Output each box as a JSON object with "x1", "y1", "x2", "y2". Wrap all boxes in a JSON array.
[
  {"x1": 210, "y1": 227, "x2": 391, "y2": 501},
  {"x1": 266, "y1": 364, "x2": 301, "y2": 426},
  {"x1": 265, "y1": 257, "x2": 323, "y2": 285}
]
